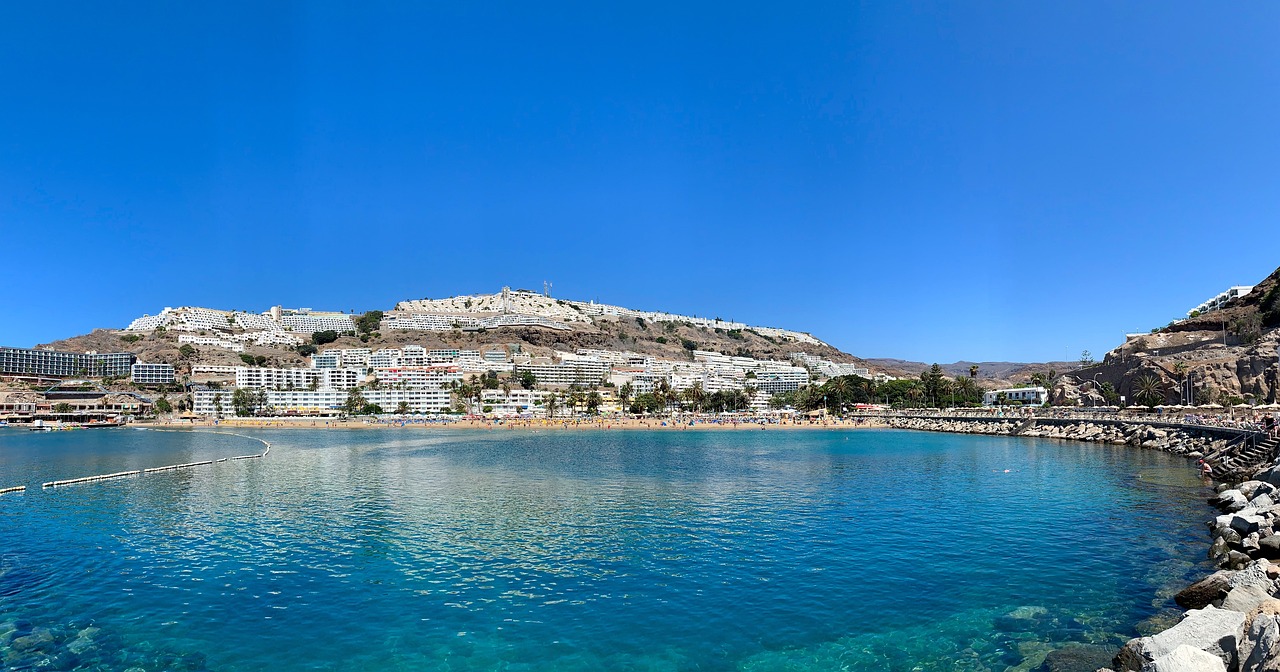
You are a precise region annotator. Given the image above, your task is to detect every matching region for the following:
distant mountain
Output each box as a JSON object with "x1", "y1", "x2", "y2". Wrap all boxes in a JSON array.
[{"x1": 862, "y1": 359, "x2": 1077, "y2": 383}]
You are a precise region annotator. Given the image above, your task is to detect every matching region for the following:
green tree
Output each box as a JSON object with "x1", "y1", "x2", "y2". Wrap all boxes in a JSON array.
[
  {"x1": 619, "y1": 382, "x2": 633, "y2": 408},
  {"x1": 1132, "y1": 374, "x2": 1165, "y2": 408},
  {"x1": 1079, "y1": 350, "x2": 1095, "y2": 367},
  {"x1": 342, "y1": 388, "x2": 368, "y2": 415},
  {"x1": 355, "y1": 311, "x2": 384, "y2": 337},
  {"x1": 179, "y1": 344, "x2": 196, "y2": 358},
  {"x1": 296, "y1": 344, "x2": 317, "y2": 357},
  {"x1": 155, "y1": 397, "x2": 173, "y2": 414},
  {"x1": 240, "y1": 353, "x2": 257, "y2": 366},
  {"x1": 586, "y1": 391, "x2": 602, "y2": 415},
  {"x1": 919, "y1": 364, "x2": 946, "y2": 407},
  {"x1": 312, "y1": 330, "x2": 340, "y2": 345},
  {"x1": 519, "y1": 371, "x2": 537, "y2": 390}
]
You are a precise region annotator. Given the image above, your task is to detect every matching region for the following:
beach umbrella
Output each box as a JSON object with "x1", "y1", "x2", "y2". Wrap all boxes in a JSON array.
[
  {"x1": 1199, "y1": 403, "x2": 1223, "y2": 409},
  {"x1": 1234, "y1": 403, "x2": 1253, "y2": 409}
]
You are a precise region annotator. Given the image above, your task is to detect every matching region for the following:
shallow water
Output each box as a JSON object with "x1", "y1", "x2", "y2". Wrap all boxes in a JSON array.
[{"x1": 0, "y1": 427, "x2": 1216, "y2": 671}]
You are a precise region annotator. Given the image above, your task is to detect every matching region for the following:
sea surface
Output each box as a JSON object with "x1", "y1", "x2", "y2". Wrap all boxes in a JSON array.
[{"x1": 0, "y1": 426, "x2": 1216, "y2": 671}]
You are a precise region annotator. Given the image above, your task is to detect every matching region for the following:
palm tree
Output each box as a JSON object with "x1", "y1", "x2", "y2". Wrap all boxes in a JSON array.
[
  {"x1": 545, "y1": 392, "x2": 559, "y2": 419},
  {"x1": 969, "y1": 365, "x2": 979, "y2": 379},
  {"x1": 619, "y1": 382, "x2": 633, "y2": 408},
  {"x1": 1132, "y1": 374, "x2": 1165, "y2": 408},
  {"x1": 684, "y1": 381, "x2": 706, "y2": 412}
]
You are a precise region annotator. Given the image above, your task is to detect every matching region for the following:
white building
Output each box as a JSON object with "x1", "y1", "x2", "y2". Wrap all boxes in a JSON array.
[
  {"x1": 372, "y1": 366, "x2": 463, "y2": 391},
  {"x1": 515, "y1": 360, "x2": 611, "y2": 388},
  {"x1": 131, "y1": 363, "x2": 176, "y2": 385},
  {"x1": 982, "y1": 386, "x2": 1049, "y2": 406},
  {"x1": 279, "y1": 311, "x2": 356, "y2": 334},
  {"x1": 234, "y1": 367, "x2": 364, "y2": 390},
  {"x1": 178, "y1": 334, "x2": 245, "y2": 352},
  {"x1": 1188, "y1": 286, "x2": 1254, "y2": 317}
]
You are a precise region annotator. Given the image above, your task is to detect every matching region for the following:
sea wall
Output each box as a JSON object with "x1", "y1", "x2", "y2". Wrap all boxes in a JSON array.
[{"x1": 882, "y1": 415, "x2": 1227, "y2": 458}]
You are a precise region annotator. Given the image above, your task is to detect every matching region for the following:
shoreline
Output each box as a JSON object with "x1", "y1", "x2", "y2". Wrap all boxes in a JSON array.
[{"x1": 130, "y1": 416, "x2": 892, "y2": 431}]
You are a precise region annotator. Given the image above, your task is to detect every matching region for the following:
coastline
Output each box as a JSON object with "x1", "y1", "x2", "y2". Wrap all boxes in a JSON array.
[{"x1": 130, "y1": 416, "x2": 892, "y2": 431}]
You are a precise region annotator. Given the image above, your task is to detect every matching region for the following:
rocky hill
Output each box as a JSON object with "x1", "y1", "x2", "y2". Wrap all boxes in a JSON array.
[
  {"x1": 1055, "y1": 265, "x2": 1280, "y2": 407},
  {"x1": 39, "y1": 294, "x2": 865, "y2": 378}
]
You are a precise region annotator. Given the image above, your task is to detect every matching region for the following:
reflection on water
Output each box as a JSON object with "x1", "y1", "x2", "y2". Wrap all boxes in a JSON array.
[{"x1": 0, "y1": 428, "x2": 1216, "y2": 671}]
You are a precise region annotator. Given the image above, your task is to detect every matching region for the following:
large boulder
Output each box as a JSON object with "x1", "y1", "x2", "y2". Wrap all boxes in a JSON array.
[
  {"x1": 1232, "y1": 514, "x2": 1266, "y2": 535},
  {"x1": 1245, "y1": 493, "x2": 1276, "y2": 512},
  {"x1": 1142, "y1": 644, "x2": 1227, "y2": 672},
  {"x1": 1176, "y1": 572, "x2": 1235, "y2": 610},
  {"x1": 1214, "y1": 490, "x2": 1248, "y2": 512},
  {"x1": 1259, "y1": 535, "x2": 1280, "y2": 560},
  {"x1": 1113, "y1": 606, "x2": 1245, "y2": 671},
  {"x1": 1228, "y1": 560, "x2": 1276, "y2": 592},
  {"x1": 1239, "y1": 600, "x2": 1280, "y2": 672},
  {"x1": 1221, "y1": 584, "x2": 1272, "y2": 614},
  {"x1": 1033, "y1": 643, "x2": 1115, "y2": 672}
]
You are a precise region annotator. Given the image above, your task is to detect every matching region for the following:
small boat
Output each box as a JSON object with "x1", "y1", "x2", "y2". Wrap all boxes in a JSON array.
[{"x1": 29, "y1": 420, "x2": 52, "y2": 432}]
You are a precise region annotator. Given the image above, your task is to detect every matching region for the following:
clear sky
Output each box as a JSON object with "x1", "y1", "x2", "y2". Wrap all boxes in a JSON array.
[{"x1": 1, "y1": 3, "x2": 1276, "y2": 363}]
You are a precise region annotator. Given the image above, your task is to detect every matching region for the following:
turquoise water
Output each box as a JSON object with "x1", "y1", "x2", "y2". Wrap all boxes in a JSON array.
[{"x1": 0, "y1": 427, "x2": 1215, "y2": 671}]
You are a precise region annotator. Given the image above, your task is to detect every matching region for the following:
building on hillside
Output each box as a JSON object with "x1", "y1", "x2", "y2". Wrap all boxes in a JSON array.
[
  {"x1": 514, "y1": 360, "x2": 611, "y2": 388},
  {"x1": 0, "y1": 347, "x2": 136, "y2": 381},
  {"x1": 750, "y1": 368, "x2": 810, "y2": 395},
  {"x1": 1188, "y1": 286, "x2": 1255, "y2": 317},
  {"x1": 131, "y1": 363, "x2": 176, "y2": 385},
  {"x1": 982, "y1": 386, "x2": 1049, "y2": 407}
]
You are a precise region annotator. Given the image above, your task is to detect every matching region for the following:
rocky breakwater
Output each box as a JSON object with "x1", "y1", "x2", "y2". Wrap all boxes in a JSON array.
[
  {"x1": 884, "y1": 416, "x2": 1222, "y2": 458},
  {"x1": 1103, "y1": 477, "x2": 1280, "y2": 671}
]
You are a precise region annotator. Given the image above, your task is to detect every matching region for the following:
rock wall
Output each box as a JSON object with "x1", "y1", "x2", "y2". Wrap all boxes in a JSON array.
[{"x1": 883, "y1": 416, "x2": 1224, "y2": 458}]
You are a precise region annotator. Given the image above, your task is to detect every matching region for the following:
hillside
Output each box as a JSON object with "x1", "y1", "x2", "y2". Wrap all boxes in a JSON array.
[
  {"x1": 39, "y1": 292, "x2": 865, "y2": 378},
  {"x1": 1056, "y1": 265, "x2": 1280, "y2": 407},
  {"x1": 864, "y1": 359, "x2": 1077, "y2": 385}
]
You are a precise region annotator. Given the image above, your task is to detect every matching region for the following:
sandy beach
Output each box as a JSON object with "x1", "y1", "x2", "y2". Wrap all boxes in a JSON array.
[{"x1": 135, "y1": 416, "x2": 890, "y2": 431}]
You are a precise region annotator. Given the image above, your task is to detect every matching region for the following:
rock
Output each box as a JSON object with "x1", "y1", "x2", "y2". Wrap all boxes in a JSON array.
[
  {"x1": 1226, "y1": 551, "x2": 1253, "y2": 570},
  {"x1": 1214, "y1": 490, "x2": 1249, "y2": 512},
  {"x1": 1210, "y1": 537, "x2": 1230, "y2": 562},
  {"x1": 1141, "y1": 644, "x2": 1227, "y2": 672},
  {"x1": 1239, "y1": 604, "x2": 1280, "y2": 672},
  {"x1": 1220, "y1": 528, "x2": 1242, "y2": 546},
  {"x1": 1176, "y1": 572, "x2": 1235, "y2": 610},
  {"x1": 1243, "y1": 532, "x2": 1262, "y2": 553},
  {"x1": 1113, "y1": 606, "x2": 1245, "y2": 671},
  {"x1": 1033, "y1": 643, "x2": 1115, "y2": 672},
  {"x1": 1229, "y1": 560, "x2": 1275, "y2": 591},
  {"x1": 10, "y1": 627, "x2": 54, "y2": 653},
  {"x1": 1232, "y1": 514, "x2": 1265, "y2": 535},
  {"x1": 1246, "y1": 493, "x2": 1276, "y2": 511},
  {"x1": 1222, "y1": 584, "x2": 1272, "y2": 614},
  {"x1": 1259, "y1": 536, "x2": 1280, "y2": 560}
]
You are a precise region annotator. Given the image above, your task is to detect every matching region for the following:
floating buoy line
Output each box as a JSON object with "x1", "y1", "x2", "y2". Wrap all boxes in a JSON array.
[{"x1": 9, "y1": 428, "x2": 272, "y2": 492}]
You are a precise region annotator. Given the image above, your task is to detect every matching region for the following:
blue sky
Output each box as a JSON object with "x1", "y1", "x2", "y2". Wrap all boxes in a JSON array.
[{"x1": 1, "y1": 3, "x2": 1276, "y2": 363}]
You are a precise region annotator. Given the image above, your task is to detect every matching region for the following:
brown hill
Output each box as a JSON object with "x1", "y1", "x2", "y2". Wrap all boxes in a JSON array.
[{"x1": 1056, "y1": 265, "x2": 1280, "y2": 407}]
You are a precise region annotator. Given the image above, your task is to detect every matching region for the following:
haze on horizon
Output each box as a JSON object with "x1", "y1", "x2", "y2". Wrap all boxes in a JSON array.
[{"x1": 0, "y1": 3, "x2": 1276, "y2": 363}]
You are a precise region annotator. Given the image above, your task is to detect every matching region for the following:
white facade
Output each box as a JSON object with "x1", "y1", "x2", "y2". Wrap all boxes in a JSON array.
[
  {"x1": 131, "y1": 363, "x2": 176, "y2": 385},
  {"x1": 983, "y1": 387, "x2": 1049, "y2": 406},
  {"x1": 1188, "y1": 286, "x2": 1255, "y2": 317},
  {"x1": 234, "y1": 367, "x2": 364, "y2": 390},
  {"x1": 178, "y1": 334, "x2": 245, "y2": 352},
  {"x1": 372, "y1": 366, "x2": 463, "y2": 391},
  {"x1": 279, "y1": 313, "x2": 356, "y2": 334}
]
